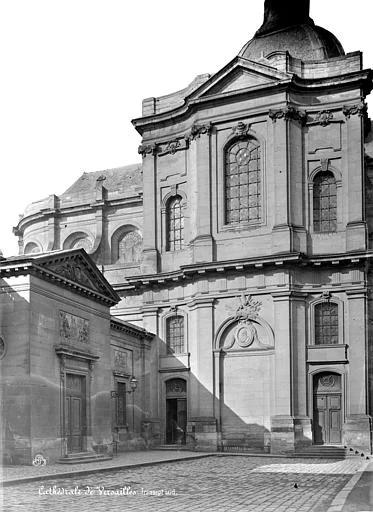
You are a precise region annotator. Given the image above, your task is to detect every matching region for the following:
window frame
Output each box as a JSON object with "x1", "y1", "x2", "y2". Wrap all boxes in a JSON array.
[
  {"x1": 166, "y1": 315, "x2": 185, "y2": 355},
  {"x1": 166, "y1": 195, "x2": 185, "y2": 252},
  {"x1": 309, "y1": 297, "x2": 344, "y2": 347},
  {"x1": 308, "y1": 166, "x2": 342, "y2": 235},
  {"x1": 115, "y1": 380, "x2": 127, "y2": 427},
  {"x1": 224, "y1": 137, "x2": 263, "y2": 227},
  {"x1": 312, "y1": 170, "x2": 338, "y2": 233}
]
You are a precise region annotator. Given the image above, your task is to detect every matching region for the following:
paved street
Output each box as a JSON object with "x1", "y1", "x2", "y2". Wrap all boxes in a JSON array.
[{"x1": 0, "y1": 456, "x2": 367, "y2": 512}]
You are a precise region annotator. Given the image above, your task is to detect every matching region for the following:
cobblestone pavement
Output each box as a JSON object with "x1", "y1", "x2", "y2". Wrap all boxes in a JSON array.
[
  {"x1": 1, "y1": 450, "x2": 212, "y2": 483},
  {"x1": 0, "y1": 456, "x2": 365, "y2": 512}
]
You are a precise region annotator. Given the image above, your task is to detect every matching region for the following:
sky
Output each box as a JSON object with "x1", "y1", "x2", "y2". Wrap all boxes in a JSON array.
[{"x1": 1, "y1": 0, "x2": 372, "y2": 256}]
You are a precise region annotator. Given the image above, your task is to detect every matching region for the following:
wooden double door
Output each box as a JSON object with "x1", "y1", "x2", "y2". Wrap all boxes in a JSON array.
[
  {"x1": 313, "y1": 373, "x2": 342, "y2": 445},
  {"x1": 65, "y1": 374, "x2": 86, "y2": 453}
]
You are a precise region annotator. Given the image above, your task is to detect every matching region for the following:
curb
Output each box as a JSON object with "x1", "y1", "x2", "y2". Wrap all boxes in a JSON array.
[
  {"x1": 327, "y1": 460, "x2": 370, "y2": 512},
  {"x1": 1, "y1": 453, "x2": 216, "y2": 487}
]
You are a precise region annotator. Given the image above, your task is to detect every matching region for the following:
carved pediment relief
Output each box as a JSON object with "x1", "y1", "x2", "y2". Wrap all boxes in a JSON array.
[
  {"x1": 35, "y1": 252, "x2": 118, "y2": 303},
  {"x1": 48, "y1": 260, "x2": 106, "y2": 293}
]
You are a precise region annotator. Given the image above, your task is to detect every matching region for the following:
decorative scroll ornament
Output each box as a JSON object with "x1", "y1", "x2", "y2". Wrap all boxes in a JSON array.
[
  {"x1": 316, "y1": 110, "x2": 334, "y2": 127},
  {"x1": 234, "y1": 293, "x2": 262, "y2": 321},
  {"x1": 158, "y1": 138, "x2": 189, "y2": 156},
  {"x1": 232, "y1": 121, "x2": 251, "y2": 138},
  {"x1": 343, "y1": 101, "x2": 367, "y2": 119},
  {"x1": 269, "y1": 106, "x2": 307, "y2": 125},
  {"x1": 138, "y1": 143, "x2": 158, "y2": 157},
  {"x1": 188, "y1": 122, "x2": 212, "y2": 141}
]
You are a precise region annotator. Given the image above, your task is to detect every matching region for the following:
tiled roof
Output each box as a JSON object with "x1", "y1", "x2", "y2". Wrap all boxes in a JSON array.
[{"x1": 61, "y1": 164, "x2": 142, "y2": 204}]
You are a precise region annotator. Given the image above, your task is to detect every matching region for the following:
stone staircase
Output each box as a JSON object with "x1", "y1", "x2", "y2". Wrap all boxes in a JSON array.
[
  {"x1": 158, "y1": 444, "x2": 194, "y2": 451},
  {"x1": 57, "y1": 451, "x2": 112, "y2": 464},
  {"x1": 293, "y1": 445, "x2": 371, "y2": 460}
]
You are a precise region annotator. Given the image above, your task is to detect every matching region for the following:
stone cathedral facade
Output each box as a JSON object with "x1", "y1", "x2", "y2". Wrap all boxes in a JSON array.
[{"x1": 11, "y1": 0, "x2": 373, "y2": 455}]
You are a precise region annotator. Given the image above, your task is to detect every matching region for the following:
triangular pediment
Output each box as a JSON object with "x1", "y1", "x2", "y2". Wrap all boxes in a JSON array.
[
  {"x1": 188, "y1": 57, "x2": 292, "y2": 100},
  {"x1": 32, "y1": 249, "x2": 119, "y2": 304}
]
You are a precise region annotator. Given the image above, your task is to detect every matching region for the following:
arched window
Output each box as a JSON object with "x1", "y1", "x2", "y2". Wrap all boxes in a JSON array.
[
  {"x1": 315, "y1": 302, "x2": 339, "y2": 345},
  {"x1": 313, "y1": 171, "x2": 337, "y2": 232},
  {"x1": 225, "y1": 138, "x2": 261, "y2": 225},
  {"x1": 166, "y1": 316, "x2": 185, "y2": 354},
  {"x1": 63, "y1": 232, "x2": 93, "y2": 252},
  {"x1": 118, "y1": 231, "x2": 142, "y2": 264},
  {"x1": 24, "y1": 242, "x2": 41, "y2": 254},
  {"x1": 167, "y1": 196, "x2": 184, "y2": 251}
]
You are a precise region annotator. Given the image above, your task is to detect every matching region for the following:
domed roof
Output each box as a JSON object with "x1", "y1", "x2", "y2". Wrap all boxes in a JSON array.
[
  {"x1": 239, "y1": 0, "x2": 345, "y2": 62},
  {"x1": 239, "y1": 23, "x2": 344, "y2": 62}
]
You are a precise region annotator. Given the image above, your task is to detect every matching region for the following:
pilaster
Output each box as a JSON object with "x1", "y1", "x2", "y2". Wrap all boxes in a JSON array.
[
  {"x1": 188, "y1": 123, "x2": 214, "y2": 263},
  {"x1": 139, "y1": 145, "x2": 159, "y2": 274},
  {"x1": 343, "y1": 103, "x2": 367, "y2": 251}
]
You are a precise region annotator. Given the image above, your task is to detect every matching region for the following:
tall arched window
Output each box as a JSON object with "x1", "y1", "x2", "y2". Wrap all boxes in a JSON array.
[
  {"x1": 166, "y1": 316, "x2": 185, "y2": 354},
  {"x1": 167, "y1": 196, "x2": 184, "y2": 251},
  {"x1": 315, "y1": 302, "x2": 339, "y2": 345},
  {"x1": 313, "y1": 171, "x2": 337, "y2": 232},
  {"x1": 225, "y1": 138, "x2": 261, "y2": 225}
]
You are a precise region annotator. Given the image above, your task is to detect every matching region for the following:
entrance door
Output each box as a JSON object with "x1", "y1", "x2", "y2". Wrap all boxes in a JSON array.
[
  {"x1": 65, "y1": 374, "x2": 86, "y2": 453},
  {"x1": 165, "y1": 379, "x2": 187, "y2": 445},
  {"x1": 313, "y1": 373, "x2": 342, "y2": 445},
  {"x1": 166, "y1": 399, "x2": 187, "y2": 444}
]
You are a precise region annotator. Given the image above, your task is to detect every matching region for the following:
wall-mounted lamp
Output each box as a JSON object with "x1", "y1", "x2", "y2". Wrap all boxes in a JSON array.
[
  {"x1": 111, "y1": 377, "x2": 138, "y2": 398},
  {"x1": 128, "y1": 376, "x2": 138, "y2": 393}
]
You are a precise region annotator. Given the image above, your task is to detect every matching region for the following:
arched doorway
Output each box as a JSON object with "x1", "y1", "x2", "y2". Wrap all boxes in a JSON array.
[
  {"x1": 165, "y1": 379, "x2": 187, "y2": 445},
  {"x1": 313, "y1": 372, "x2": 342, "y2": 445}
]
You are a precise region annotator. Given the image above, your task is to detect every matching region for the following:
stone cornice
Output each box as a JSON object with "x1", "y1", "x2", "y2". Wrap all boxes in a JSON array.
[
  {"x1": 14, "y1": 195, "x2": 143, "y2": 234},
  {"x1": 110, "y1": 317, "x2": 154, "y2": 341},
  {"x1": 132, "y1": 70, "x2": 373, "y2": 135},
  {"x1": 115, "y1": 251, "x2": 372, "y2": 291}
]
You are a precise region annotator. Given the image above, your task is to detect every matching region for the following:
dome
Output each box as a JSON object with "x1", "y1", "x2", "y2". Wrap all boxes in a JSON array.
[
  {"x1": 239, "y1": 0, "x2": 345, "y2": 62},
  {"x1": 239, "y1": 23, "x2": 345, "y2": 62}
]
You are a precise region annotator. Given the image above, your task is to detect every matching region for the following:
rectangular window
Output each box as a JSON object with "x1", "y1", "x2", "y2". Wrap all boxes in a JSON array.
[{"x1": 116, "y1": 382, "x2": 127, "y2": 426}]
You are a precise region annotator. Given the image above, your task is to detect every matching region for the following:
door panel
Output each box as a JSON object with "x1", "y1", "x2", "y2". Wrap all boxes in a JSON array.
[
  {"x1": 65, "y1": 374, "x2": 86, "y2": 453},
  {"x1": 313, "y1": 392, "x2": 342, "y2": 445}
]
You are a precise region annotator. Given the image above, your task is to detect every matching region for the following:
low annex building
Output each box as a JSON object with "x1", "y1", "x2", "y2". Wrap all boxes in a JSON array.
[
  {"x1": 0, "y1": 249, "x2": 154, "y2": 464},
  {"x1": 10, "y1": 0, "x2": 373, "y2": 456}
]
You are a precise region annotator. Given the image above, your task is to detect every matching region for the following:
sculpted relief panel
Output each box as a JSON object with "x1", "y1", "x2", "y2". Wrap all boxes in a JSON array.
[
  {"x1": 112, "y1": 347, "x2": 132, "y2": 375},
  {"x1": 59, "y1": 311, "x2": 89, "y2": 344}
]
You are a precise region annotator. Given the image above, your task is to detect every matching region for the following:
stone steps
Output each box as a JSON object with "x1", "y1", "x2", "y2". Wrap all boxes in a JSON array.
[
  {"x1": 158, "y1": 445, "x2": 192, "y2": 451},
  {"x1": 57, "y1": 452, "x2": 112, "y2": 464},
  {"x1": 293, "y1": 445, "x2": 371, "y2": 460}
]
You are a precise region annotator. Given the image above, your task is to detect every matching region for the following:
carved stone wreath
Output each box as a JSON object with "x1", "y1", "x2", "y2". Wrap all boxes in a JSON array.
[{"x1": 320, "y1": 375, "x2": 336, "y2": 388}]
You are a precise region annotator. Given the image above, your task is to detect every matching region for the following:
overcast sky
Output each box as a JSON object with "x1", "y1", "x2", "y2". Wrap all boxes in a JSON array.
[{"x1": 1, "y1": 0, "x2": 372, "y2": 256}]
